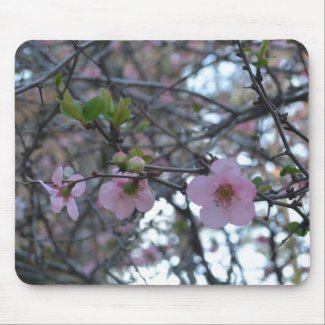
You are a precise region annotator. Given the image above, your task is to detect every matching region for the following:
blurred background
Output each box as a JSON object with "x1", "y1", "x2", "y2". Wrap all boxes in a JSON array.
[{"x1": 15, "y1": 40, "x2": 309, "y2": 285}]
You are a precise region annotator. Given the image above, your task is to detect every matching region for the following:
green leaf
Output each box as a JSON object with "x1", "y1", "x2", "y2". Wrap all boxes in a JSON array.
[
  {"x1": 251, "y1": 40, "x2": 271, "y2": 68},
  {"x1": 112, "y1": 97, "x2": 131, "y2": 126},
  {"x1": 253, "y1": 176, "x2": 272, "y2": 193},
  {"x1": 258, "y1": 40, "x2": 270, "y2": 62},
  {"x1": 252, "y1": 176, "x2": 263, "y2": 190},
  {"x1": 287, "y1": 221, "x2": 308, "y2": 237},
  {"x1": 252, "y1": 58, "x2": 268, "y2": 68},
  {"x1": 58, "y1": 91, "x2": 83, "y2": 121},
  {"x1": 82, "y1": 96, "x2": 106, "y2": 122},
  {"x1": 175, "y1": 220, "x2": 187, "y2": 232},
  {"x1": 135, "y1": 119, "x2": 151, "y2": 132},
  {"x1": 128, "y1": 147, "x2": 153, "y2": 164},
  {"x1": 280, "y1": 164, "x2": 300, "y2": 177},
  {"x1": 243, "y1": 47, "x2": 255, "y2": 53},
  {"x1": 259, "y1": 184, "x2": 272, "y2": 194},
  {"x1": 100, "y1": 88, "x2": 114, "y2": 116},
  {"x1": 130, "y1": 147, "x2": 145, "y2": 158},
  {"x1": 54, "y1": 73, "x2": 64, "y2": 92},
  {"x1": 192, "y1": 102, "x2": 202, "y2": 112},
  {"x1": 142, "y1": 155, "x2": 154, "y2": 164},
  {"x1": 292, "y1": 270, "x2": 302, "y2": 285},
  {"x1": 123, "y1": 182, "x2": 138, "y2": 195}
]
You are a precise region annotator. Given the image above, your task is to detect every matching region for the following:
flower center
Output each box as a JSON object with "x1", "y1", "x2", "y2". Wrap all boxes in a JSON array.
[
  {"x1": 122, "y1": 181, "x2": 138, "y2": 197},
  {"x1": 60, "y1": 186, "x2": 72, "y2": 198},
  {"x1": 214, "y1": 184, "x2": 234, "y2": 207}
]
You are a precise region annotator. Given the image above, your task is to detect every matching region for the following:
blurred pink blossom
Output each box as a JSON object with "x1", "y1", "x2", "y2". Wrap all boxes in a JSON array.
[
  {"x1": 99, "y1": 170, "x2": 155, "y2": 220},
  {"x1": 83, "y1": 261, "x2": 96, "y2": 274},
  {"x1": 81, "y1": 66, "x2": 102, "y2": 78},
  {"x1": 38, "y1": 166, "x2": 86, "y2": 221},
  {"x1": 58, "y1": 134, "x2": 83, "y2": 148},
  {"x1": 186, "y1": 159, "x2": 256, "y2": 228},
  {"x1": 209, "y1": 243, "x2": 218, "y2": 253},
  {"x1": 122, "y1": 63, "x2": 138, "y2": 79},
  {"x1": 39, "y1": 156, "x2": 53, "y2": 169},
  {"x1": 264, "y1": 265, "x2": 274, "y2": 278},
  {"x1": 96, "y1": 231, "x2": 114, "y2": 245},
  {"x1": 160, "y1": 92, "x2": 174, "y2": 104},
  {"x1": 148, "y1": 40, "x2": 162, "y2": 47},
  {"x1": 256, "y1": 235, "x2": 270, "y2": 244},
  {"x1": 128, "y1": 245, "x2": 161, "y2": 266},
  {"x1": 234, "y1": 120, "x2": 256, "y2": 134},
  {"x1": 115, "y1": 223, "x2": 136, "y2": 234}
]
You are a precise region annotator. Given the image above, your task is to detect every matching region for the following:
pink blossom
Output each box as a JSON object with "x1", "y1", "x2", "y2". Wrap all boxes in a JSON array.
[
  {"x1": 38, "y1": 166, "x2": 86, "y2": 221},
  {"x1": 186, "y1": 159, "x2": 256, "y2": 228},
  {"x1": 99, "y1": 171, "x2": 155, "y2": 220}
]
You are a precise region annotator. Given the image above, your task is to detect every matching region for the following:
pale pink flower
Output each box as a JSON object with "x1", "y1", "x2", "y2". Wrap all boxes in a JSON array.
[
  {"x1": 186, "y1": 159, "x2": 256, "y2": 228},
  {"x1": 98, "y1": 171, "x2": 155, "y2": 220},
  {"x1": 38, "y1": 166, "x2": 86, "y2": 221}
]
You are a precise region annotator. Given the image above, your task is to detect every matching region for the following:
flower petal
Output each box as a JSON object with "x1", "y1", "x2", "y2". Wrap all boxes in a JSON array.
[
  {"x1": 98, "y1": 182, "x2": 120, "y2": 211},
  {"x1": 227, "y1": 199, "x2": 255, "y2": 226},
  {"x1": 50, "y1": 195, "x2": 64, "y2": 214},
  {"x1": 200, "y1": 203, "x2": 229, "y2": 229},
  {"x1": 135, "y1": 189, "x2": 155, "y2": 212},
  {"x1": 52, "y1": 166, "x2": 63, "y2": 187},
  {"x1": 38, "y1": 180, "x2": 58, "y2": 196},
  {"x1": 233, "y1": 175, "x2": 257, "y2": 201},
  {"x1": 186, "y1": 176, "x2": 215, "y2": 206},
  {"x1": 66, "y1": 197, "x2": 79, "y2": 221},
  {"x1": 210, "y1": 159, "x2": 241, "y2": 176},
  {"x1": 98, "y1": 182, "x2": 122, "y2": 212},
  {"x1": 69, "y1": 174, "x2": 86, "y2": 197},
  {"x1": 115, "y1": 198, "x2": 136, "y2": 220}
]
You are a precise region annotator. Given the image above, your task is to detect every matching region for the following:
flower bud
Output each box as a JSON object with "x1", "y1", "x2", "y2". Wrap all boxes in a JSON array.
[
  {"x1": 127, "y1": 156, "x2": 145, "y2": 173},
  {"x1": 112, "y1": 151, "x2": 127, "y2": 168}
]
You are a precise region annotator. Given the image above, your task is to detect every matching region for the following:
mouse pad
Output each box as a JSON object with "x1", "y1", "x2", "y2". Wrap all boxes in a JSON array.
[{"x1": 15, "y1": 40, "x2": 309, "y2": 285}]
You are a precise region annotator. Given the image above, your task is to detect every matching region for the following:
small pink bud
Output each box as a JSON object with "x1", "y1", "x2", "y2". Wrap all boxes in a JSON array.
[
  {"x1": 112, "y1": 151, "x2": 127, "y2": 168},
  {"x1": 127, "y1": 156, "x2": 145, "y2": 173}
]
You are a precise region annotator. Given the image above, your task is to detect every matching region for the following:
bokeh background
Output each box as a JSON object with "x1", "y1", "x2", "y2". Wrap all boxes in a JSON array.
[{"x1": 15, "y1": 40, "x2": 309, "y2": 285}]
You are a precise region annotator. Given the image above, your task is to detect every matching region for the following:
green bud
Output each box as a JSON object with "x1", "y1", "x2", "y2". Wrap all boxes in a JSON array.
[
  {"x1": 127, "y1": 156, "x2": 145, "y2": 173},
  {"x1": 112, "y1": 151, "x2": 128, "y2": 169}
]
